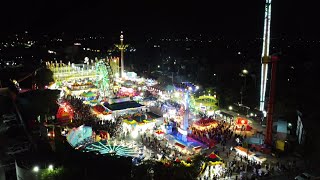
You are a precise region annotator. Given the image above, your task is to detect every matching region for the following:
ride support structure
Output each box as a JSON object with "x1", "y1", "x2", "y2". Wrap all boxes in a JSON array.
[
  {"x1": 115, "y1": 31, "x2": 128, "y2": 79},
  {"x1": 259, "y1": 0, "x2": 272, "y2": 112},
  {"x1": 264, "y1": 55, "x2": 279, "y2": 145}
]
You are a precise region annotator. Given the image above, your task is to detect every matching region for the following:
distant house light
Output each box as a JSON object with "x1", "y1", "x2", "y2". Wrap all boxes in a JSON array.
[{"x1": 33, "y1": 166, "x2": 39, "y2": 172}]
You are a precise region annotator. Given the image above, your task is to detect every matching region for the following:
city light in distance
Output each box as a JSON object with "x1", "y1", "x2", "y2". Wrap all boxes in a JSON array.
[
  {"x1": 33, "y1": 166, "x2": 39, "y2": 172},
  {"x1": 242, "y1": 69, "x2": 248, "y2": 74}
]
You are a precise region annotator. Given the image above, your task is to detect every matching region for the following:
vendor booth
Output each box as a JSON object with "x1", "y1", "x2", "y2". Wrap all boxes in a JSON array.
[
  {"x1": 192, "y1": 118, "x2": 218, "y2": 131},
  {"x1": 235, "y1": 117, "x2": 252, "y2": 131},
  {"x1": 234, "y1": 146, "x2": 267, "y2": 164},
  {"x1": 56, "y1": 102, "x2": 74, "y2": 124}
]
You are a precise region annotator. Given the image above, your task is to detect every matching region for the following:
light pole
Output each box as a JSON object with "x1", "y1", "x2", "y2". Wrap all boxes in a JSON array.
[{"x1": 240, "y1": 69, "x2": 248, "y2": 105}]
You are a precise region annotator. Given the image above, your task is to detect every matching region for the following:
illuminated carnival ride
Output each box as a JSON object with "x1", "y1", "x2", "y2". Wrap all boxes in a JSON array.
[
  {"x1": 66, "y1": 125, "x2": 143, "y2": 158},
  {"x1": 95, "y1": 60, "x2": 114, "y2": 98}
]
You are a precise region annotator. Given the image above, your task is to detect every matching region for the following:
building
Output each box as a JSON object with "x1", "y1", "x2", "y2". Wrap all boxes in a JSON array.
[{"x1": 276, "y1": 119, "x2": 288, "y2": 141}]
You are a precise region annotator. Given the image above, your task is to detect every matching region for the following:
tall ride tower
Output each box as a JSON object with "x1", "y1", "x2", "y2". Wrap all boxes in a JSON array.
[
  {"x1": 115, "y1": 31, "x2": 128, "y2": 78},
  {"x1": 177, "y1": 85, "x2": 196, "y2": 142},
  {"x1": 259, "y1": 0, "x2": 272, "y2": 111},
  {"x1": 179, "y1": 90, "x2": 190, "y2": 142}
]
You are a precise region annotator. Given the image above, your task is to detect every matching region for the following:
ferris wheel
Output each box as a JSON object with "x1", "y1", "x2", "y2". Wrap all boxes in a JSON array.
[{"x1": 95, "y1": 59, "x2": 114, "y2": 98}]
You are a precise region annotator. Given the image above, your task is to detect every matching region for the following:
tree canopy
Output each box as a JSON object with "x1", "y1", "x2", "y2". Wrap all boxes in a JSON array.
[
  {"x1": 17, "y1": 89, "x2": 60, "y2": 121},
  {"x1": 34, "y1": 68, "x2": 54, "y2": 89}
]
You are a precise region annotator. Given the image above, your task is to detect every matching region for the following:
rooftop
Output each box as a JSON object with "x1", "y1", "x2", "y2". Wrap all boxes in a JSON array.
[
  {"x1": 104, "y1": 101, "x2": 144, "y2": 111},
  {"x1": 146, "y1": 111, "x2": 162, "y2": 119}
]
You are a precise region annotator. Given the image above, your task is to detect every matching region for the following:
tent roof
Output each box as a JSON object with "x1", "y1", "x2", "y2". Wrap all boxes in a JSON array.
[
  {"x1": 81, "y1": 91, "x2": 96, "y2": 97},
  {"x1": 209, "y1": 153, "x2": 217, "y2": 159},
  {"x1": 104, "y1": 101, "x2": 144, "y2": 111}
]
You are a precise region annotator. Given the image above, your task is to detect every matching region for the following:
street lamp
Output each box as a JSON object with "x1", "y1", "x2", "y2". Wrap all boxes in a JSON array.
[
  {"x1": 48, "y1": 164, "x2": 54, "y2": 171},
  {"x1": 242, "y1": 69, "x2": 248, "y2": 75},
  {"x1": 228, "y1": 106, "x2": 233, "y2": 111},
  {"x1": 240, "y1": 69, "x2": 249, "y2": 105},
  {"x1": 33, "y1": 166, "x2": 39, "y2": 172}
]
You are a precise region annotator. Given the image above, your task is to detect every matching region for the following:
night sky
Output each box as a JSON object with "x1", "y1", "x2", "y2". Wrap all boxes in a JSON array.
[{"x1": 0, "y1": 0, "x2": 319, "y2": 39}]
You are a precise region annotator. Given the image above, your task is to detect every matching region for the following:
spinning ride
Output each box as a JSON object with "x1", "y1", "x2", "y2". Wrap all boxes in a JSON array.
[{"x1": 83, "y1": 140, "x2": 140, "y2": 157}]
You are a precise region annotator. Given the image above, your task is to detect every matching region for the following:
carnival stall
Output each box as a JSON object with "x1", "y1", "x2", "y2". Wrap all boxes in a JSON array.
[
  {"x1": 117, "y1": 87, "x2": 137, "y2": 97},
  {"x1": 234, "y1": 146, "x2": 254, "y2": 157},
  {"x1": 68, "y1": 81, "x2": 95, "y2": 91},
  {"x1": 91, "y1": 105, "x2": 113, "y2": 121},
  {"x1": 81, "y1": 91, "x2": 96, "y2": 100},
  {"x1": 154, "y1": 129, "x2": 165, "y2": 140},
  {"x1": 174, "y1": 142, "x2": 188, "y2": 154},
  {"x1": 235, "y1": 117, "x2": 252, "y2": 131},
  {"x1": 193, "y1": 146, "x2": 202, "y2": 154},
  {"x1": 122, "y1": 113, "x2": 156, "y2": 138},
  {"x1": 234, "y1": 146, "x2": 267, "y2": 164},
  {"x1": 98, "y1": 130, "x2": 110, "y2": 140},
  {"x1": 192, "y1": 118, "x2": 218, "y2": 131},
  {"x1": 122, "y1": 113, "x2": 155, "y2": 125},
  {"x1": 56, "y1": 102, "x2": 74, "y2": 123},
  {"x1": 201, "y1": 153, "x2": 226, "y2": 178},
  {"x1": 206, "y1": 153, "x2": 223, "y2": 166},
  {"x1": 252, "y1": 154, "x2": 267, "y2": 164},
  {"x1": 83, "y1": 99, "x2": 99, "y2": 106},
  {"x1": 195, "y1": 95, "x2": 219, "y2": 113}
]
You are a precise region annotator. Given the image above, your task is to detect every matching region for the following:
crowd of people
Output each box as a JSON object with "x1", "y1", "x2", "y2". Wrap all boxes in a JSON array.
[
  {"x1": 190, "y1": 120, "x2": 235, "y2": 148},
  {"x1": 140, "y1": 130, "x2": 186, "y2": 161},
  {"x1": 60, "y1": 91, "x2": 275, "y2": 180},
  {"x1": 195, "y1": 116, "x2": 280, "y2": 180},
  {"x1": 63, "y1": 95, "x2": 122, "y2": 138}
]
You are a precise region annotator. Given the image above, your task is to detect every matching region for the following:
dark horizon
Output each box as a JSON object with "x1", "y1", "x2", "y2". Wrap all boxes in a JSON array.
[{"x1": 0, "y1": 0, "x2": 319, "y2": 39}]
